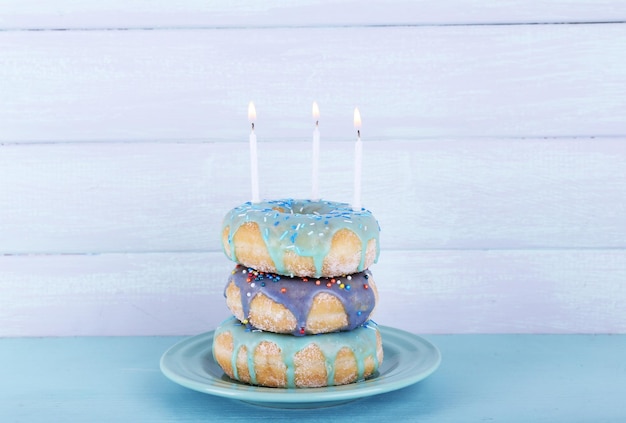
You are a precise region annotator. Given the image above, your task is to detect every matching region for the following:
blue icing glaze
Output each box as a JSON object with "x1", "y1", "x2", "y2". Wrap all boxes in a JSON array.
[
  {"x1": 213, "y1": 316, "x2": 382, "y2": 388},
  {"x1": 226, "y1": 265, "x2": 377, "y2": 336},
  {"x1": 222, "y1": 199, "x2": 380, "y2": 277}
]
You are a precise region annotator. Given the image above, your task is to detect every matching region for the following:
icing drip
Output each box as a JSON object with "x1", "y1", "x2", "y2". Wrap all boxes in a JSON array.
[
  {"x1": 222, "y1": 199, "x2": 380, "y2": 277},
  {"x1": 213, "y1": 316, "x2": 381, "y2": 388},
  {"x1": 226, "y1": 265, "x2": 376, "y2": 336}
]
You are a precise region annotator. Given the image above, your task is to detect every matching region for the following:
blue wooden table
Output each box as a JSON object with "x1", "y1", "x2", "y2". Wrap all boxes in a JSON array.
[{"x1": 1, "y1": 334, "x2": 625, "y2": 422}]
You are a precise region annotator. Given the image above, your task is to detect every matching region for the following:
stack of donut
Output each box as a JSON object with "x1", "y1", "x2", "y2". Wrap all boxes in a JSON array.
[{"x1": 212, "y1": 199, "x2": 384, "y2": 388}]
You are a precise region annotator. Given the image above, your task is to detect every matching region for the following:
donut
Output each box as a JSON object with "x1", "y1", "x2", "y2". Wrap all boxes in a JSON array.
[
  {"x1": 221, "y1": 199, "x2": 380, "y2": 278},
  {"x1": 224, "y1": 265, "x2": 378, "y2": 336},
  {"x1": 212, "y1": 316, "x2": 383, "y2": 388}
]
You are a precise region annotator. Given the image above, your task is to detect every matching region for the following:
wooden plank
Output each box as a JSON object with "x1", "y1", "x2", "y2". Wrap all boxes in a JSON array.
[
  {"x1": 1, "y1": 0, "x2": 625, "y2": 29},
  {"x1": 11, "y1": 138, "x2": 626, "y2": 251},
  {"x1": 1, "y1": 249, "x2": 625, "y2": 336},
  {"x1": 1, "y1": 24, "x2": 625, "y2": 143},
  {"x1": 1, "y1": 138, "x2": 624, "y2": 254}
]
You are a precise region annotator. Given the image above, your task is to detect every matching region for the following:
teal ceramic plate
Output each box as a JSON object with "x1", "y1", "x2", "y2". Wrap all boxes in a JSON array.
[{"x1": 160, "y1": 325, "x2": 441, "y2": 409}]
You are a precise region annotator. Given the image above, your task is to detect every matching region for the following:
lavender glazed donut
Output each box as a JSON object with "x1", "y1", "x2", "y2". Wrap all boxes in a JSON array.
[
  {"x1": 224, "y1": 265, "x2": 378, "y2": 336},
  {"x1": 221, "y1": 199, "x2": 380, "y2": 278}
]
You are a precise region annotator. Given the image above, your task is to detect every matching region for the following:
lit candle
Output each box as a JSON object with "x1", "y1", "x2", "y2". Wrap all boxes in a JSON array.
[
  {"x1": 352, "y1": 107, "x2": 362, "y2": 210},
  {"x1": 312, "y1": 101, "x2": 320, "y2": 200},
  {"x1": 248, "y1": 101, "x2": 260, "y2": 203}
]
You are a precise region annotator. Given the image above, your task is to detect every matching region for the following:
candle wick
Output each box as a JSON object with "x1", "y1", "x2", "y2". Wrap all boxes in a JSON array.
[
  {"x1": 251, "y1": 122, "x2": 255, "y2": 131},
  {"x1": 357, "y1": 129, "x2": 361, "y2": 138},
  {"x1": 316, "y1": 121, "x2": 319, "y2": 127}
]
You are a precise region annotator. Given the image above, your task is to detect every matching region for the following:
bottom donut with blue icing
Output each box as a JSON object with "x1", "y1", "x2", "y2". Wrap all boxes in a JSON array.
[{"x1": 212, "y1": 316, "x2": 384, "y2": 388}]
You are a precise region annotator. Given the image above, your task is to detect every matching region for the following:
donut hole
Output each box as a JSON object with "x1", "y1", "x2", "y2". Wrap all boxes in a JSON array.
[{"x1": 271, "y1": 200, "x2": 339, "y2": 216}]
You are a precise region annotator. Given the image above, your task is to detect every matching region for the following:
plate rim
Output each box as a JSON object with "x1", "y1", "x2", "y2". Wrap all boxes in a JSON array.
[{"x1": 160, "y1": 325, "x2": 441, "y2": 405}]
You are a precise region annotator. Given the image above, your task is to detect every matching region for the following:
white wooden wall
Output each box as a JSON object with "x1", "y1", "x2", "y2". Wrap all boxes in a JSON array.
[{"x1": 1, "y1": 1, "x2": 626, "y2": 336}]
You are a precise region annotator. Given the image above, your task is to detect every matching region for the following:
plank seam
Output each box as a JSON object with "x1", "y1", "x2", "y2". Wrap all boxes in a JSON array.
[
  {"x1": 1, "y1": 20, "x2": 625, "y2": 32},
  {"x1": 3, "y1": 247, "x2": 626, "y2": 258},
  {"x1": 2, "y1": 135, "x2": 625, "y2": 147}
]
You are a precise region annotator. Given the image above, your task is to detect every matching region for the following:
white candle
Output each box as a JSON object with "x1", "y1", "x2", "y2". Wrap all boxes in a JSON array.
[
  {"x1": 352, "y1": 107, "x2": 362, "y2": 210},
  {"x1": 248, "y1": 101, "x2": 260, "y2": 203},
  {"x1": 312, "y1": 101, "x2": 320, "y2": 200}
]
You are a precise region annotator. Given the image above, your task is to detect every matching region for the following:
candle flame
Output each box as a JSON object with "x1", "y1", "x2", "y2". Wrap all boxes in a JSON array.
[
  {"x1": 248, "y1": 101, "x2": 256, "y2": 123},
  {"x1": 353, "y1": 107, "x2": 362, "y2": 130},
  {"x1": 312, "y1": 101, "x2": 320, "y2": 121}
]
